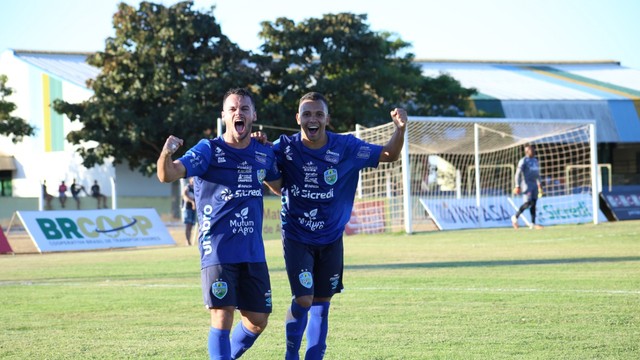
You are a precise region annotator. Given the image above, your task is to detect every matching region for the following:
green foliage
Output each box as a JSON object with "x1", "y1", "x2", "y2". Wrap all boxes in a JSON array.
[
  {"x1": 54, "y1": 1, "x2": 259, "y2": 175},
  {"x1": 257, "y1": 13, "x2": 477, "y2": 132},
  {"x1": 0, "y1": 74, "x2": 34, "y2": 143}
]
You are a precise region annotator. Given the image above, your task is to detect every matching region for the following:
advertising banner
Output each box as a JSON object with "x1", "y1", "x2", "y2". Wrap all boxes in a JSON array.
[
  {"x1": 420, "y1": 196, "x2": 514, "y2": 230},
  {"x1": 601, "y1": 192, "x2": 640, "y2": 221},
  {"x1": 513, "y1": 194, "x2": 607, "y2": 226},
  {"x1": 345, "y1": 200, "x2": 386, "y2": 235},
  {"x1": 0, "y1": 226, "x2": 12, "y2": 254},
  {"x1": 17, "y1": 209, "x2": 175, "y2": 252},
  {"x1": 421, "y1": 194, "x2": 606, "y2": 230}
]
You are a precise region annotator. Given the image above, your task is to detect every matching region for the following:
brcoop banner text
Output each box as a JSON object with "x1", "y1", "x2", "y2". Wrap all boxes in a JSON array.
[
  {"x1": 421, "y1": 194, "x2": 606, "y2": 230},
  {"x1": 18, "y1": 209, "x2": 175, "y2": 252}
]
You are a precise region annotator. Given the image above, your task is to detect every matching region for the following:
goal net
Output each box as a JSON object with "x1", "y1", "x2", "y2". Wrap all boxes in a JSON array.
[{"x1": 348, "y1": 117, "x2": 601, "y2": 234}]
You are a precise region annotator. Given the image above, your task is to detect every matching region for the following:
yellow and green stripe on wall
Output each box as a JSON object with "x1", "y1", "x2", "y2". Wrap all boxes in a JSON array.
[{"x1": 41, "y1": 74, "x2": 64, "y2": 152}]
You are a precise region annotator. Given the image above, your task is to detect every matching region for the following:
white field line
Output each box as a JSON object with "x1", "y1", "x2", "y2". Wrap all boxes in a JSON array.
[{"x1": 1, "y1": 281, "x2": 639, "y2": 295}]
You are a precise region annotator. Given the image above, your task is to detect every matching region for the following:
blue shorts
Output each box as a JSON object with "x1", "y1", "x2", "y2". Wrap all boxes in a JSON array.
[
  {"x1": 201, "y1": 263, "x2": 272, "y2": 313},
  {"x1": 183, "y1": 209, "x2": 196, "y2": 225},
  {"x1": 283, "y1": 236, "x2": 344, "y2": 299}
]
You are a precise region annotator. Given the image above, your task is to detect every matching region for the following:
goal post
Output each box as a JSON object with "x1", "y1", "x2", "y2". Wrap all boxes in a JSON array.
[{"x1": 350, "y1": 117, "x2": 602, "y2": 233}]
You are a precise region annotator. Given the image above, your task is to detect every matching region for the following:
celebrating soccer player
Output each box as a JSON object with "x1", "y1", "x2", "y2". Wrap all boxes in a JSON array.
[
  {"x1": 269, "y1": 92, "x2": 406, "y2": 359},
  {"x1": 511, "y1": 144, "x2": 544, "y2": 229},
  {"x1": 157, "y1": 88, "x2": 282, "y2": 360}
]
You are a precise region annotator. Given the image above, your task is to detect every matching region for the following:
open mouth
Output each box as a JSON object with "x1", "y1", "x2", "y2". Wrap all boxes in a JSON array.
[
  {"x1": 308, "y1": 125, "x2": 319, "y2": 136},
  {"x1": 234, "y1": 119, "x2": 246, "y2": 134}
]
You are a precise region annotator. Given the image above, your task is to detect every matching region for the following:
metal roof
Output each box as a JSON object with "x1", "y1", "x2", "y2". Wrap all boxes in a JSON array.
[
  {"x1": 12, "y1": 50, "x2": 99, "y2": 88},
  {"x1": 419, "y1": 61, "x2": 640, "y2": 101}
]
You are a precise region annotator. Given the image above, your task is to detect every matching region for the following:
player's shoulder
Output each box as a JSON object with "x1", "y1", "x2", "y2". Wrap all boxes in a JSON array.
[
  {"x1": 327, "y1": 131, "x2": 358, "y2": 146},
  {"x1": 251, "y1": 138, "x2": 276, "y2": 156},
  {"x1": 272, "y1": 133, "x2": 297, "y2": 151}
]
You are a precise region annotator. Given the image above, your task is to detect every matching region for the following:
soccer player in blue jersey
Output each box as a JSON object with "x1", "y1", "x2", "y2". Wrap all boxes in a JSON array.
[
  {"x1": 511, "y1": 144, "x2": 544, "y2": 229},
  {"x1": 157, "y1": 88, "x2": 282, "y2": 360},
  {"x1": 269, "y1": 92, "x2": 407, "y2": 359}
]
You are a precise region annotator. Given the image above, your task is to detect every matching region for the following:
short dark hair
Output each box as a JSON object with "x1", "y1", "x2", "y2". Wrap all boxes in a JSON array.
[
  {"x1": 223, "y1": 88, "x2": 255, "y2": 108},
  {"x1": 299, "y1": 92, "x2": 329, "y2": 113}
]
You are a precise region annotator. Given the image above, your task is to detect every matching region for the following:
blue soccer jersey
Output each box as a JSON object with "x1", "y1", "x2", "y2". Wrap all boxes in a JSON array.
[
  {"x1": 273, "y1": 132, "x2": 383, "y2": 245},
  {"x1": 178, "y1": 137, "x2": 280, "y2": 268},
  {"x1": 515, "y1": 156, "x2": 541, "y2": 193}
]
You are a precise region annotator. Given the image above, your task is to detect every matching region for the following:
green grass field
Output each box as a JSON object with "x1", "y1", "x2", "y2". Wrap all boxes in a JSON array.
[{"x1": 1, "y1": 221, "x2": 639, "y2": 359}]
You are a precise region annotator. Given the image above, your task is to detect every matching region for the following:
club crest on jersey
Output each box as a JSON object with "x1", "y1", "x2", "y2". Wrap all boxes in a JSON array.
[
  {"x1": 299, "y1": 271, "x2": 313, "y2": 289},
  {"x1": 324, "y1": 168, "x2": 338, "y2": 185},
  {"x1": 212, "y1": 281, "x2": 228, "y2": 299},
  {"x1": 257, "y1": 169, "x2": 266, "y2": 183}
]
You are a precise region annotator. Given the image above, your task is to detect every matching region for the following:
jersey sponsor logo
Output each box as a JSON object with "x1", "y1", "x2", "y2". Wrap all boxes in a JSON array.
[
  {"x1": 265, "y1": 290, "x2": 272, "y2": 307},
  {"x1": 255, "y1": 151, "x2": 267, "y2": 164},
  {"x1": 201, "y1": 204, "x2": 214, "y2": 255},
  {"x1": 257, "y1": 169, "x2": 266, "y2": 183},
  {"x1": 220, "y1": 188, "x2": 234, "y2": 201},
  {"x1": 324, "y1": 149, "x2": 340, "y2": 164},
  {"x1": 212, "y1": 280, "x2": 228, "y2": 299},
  {"x1": 238, "y1": 161, "x2": 252, "y2": 173},
  {"x1": 285, "y1": 145, "x2": 293, "y2": 161},
  {"x1": 220, "y1": 188, "x2": 264, "y2": 201},
  {"x1": 303, "y1": 161, "x2": 319, "y2": 188},
  {"x1": 187, "y1": 151, "x2": 205, "y2": 168},
  {"x1": 303, "y1": 161, "x2": 317, "y2": 172},
  {"x1": 356, "y1": 146, "x2": 372, "y2": 159},
  {"x1": 330, "y1": 274, "x2": 340, "y2": 290},
  {"x1": 299, "y1": 271, "x2": 313, "y2": 289},
  {"x1": 298, "y1": 208, "x2": 325, "y2": 231},
  {"x1": 230, "y1": 207, "x2": 255, "y2": 235},
  {"x1": 215, "y1": 147, "x2": 226, "y2": 163},
  {"x1": 238, "y1": 174, "x2": 252, "y2": 183},
  {"x1": 324, "y1": 168, "x2": 338, "y2": 185},
  {"x1": 290, "y1": 185, "x2": 334, "y2": 200}
]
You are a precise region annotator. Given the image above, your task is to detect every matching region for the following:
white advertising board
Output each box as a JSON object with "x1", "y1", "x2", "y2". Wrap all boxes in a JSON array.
[
  {"x1": 421, "y1": 194, "x2": 606, "y2": 230},
  {"x1": 17, "y1": 209, "x2": 175, "y2": 252}
]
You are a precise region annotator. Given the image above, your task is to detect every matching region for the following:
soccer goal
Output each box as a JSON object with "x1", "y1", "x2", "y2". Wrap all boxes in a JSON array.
[{"x1": 351, "y1": 117, "x2": 602, "y2": 233}]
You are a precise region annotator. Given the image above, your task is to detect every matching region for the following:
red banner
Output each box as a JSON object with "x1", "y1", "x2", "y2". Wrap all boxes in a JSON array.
[
  {"x1": 345, "y1": 200, "x2": 386, "y2": 235},
  {"x1": 0, "y1": 227, "x2": 13, "y2": 254}
]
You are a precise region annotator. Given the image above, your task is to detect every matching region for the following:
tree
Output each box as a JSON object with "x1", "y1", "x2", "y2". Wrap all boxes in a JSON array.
[
  {"x1": 0, "y1": 74, "x2": 34, "y2": 143},
  {"x1": 54, "y1": 1, "x2": 259, "y2": 175},
  {"x1": 256, "y1": 13, "x2": 477, "y2": 133}
]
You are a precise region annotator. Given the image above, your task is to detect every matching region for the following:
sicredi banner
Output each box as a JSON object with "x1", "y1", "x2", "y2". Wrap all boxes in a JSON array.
[
  {"x1": 514, "y1": 194, "x2": 607, "y2": 226},
  {"x1": 421, "y1": 194, "x2": 606, "y2": 230},
  {"x1": 17, "y1": 209, "x2": 175, "y2": 252}
]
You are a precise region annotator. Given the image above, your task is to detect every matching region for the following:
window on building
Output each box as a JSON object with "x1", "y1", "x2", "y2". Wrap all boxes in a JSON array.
[{"x1": 0, "y1": 171, "x2": 12, "y2": 196}]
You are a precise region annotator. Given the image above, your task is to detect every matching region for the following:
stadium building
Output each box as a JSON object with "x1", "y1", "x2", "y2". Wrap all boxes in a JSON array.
[
  {"x1": 0, "y1": 49, "x2": 172, "y2": 203},
  {"x1": 419, "y1": 60, "x2": 640, "y2": 187}
]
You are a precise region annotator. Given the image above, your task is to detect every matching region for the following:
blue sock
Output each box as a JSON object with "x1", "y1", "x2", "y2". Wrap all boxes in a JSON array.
[
  {"x1": 285, "y1": 301, "x2": 310, "y2": 360},
  {"x1": 305, "y1": 302, "x2": 330, "y2": 360},
  {"x1": 208, "y1": 327, "x2": 231, "y2": 360},
  {"x1": 230, "y1": 322, "x2": 259, "y2": 359}
]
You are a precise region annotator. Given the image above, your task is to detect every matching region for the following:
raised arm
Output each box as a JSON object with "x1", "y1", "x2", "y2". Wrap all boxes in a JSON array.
[
  {"x1": 157, "y1": 135, "x2": 187, "y2": 183},
  {"x1": 379, "y1": 108, "x2": 408, "y2": 163}
]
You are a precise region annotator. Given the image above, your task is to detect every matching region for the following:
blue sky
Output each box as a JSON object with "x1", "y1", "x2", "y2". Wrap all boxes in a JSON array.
[{"x1": 1, "y1": 0, "x2": 639, "y2": 68}]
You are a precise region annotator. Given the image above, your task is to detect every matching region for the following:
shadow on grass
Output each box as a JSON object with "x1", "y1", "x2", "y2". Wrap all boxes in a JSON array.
[{"x1": 345, "y1": 256, "x2": 640, "y2": 270}]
